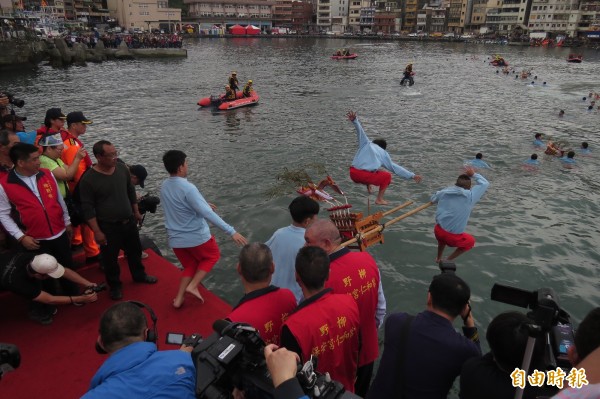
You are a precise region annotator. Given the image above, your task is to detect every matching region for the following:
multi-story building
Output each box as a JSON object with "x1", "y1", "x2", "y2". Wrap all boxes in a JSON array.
[
  {"x1": 273, "y1": 0, "x2": 292, "y2": 27},
  {"x1": 348, "y1": 0, "x2": 370, "y2": 31},
  {"x1": 468, "y1": 0, "x2": 489, "y2": 31},
  {"x1": 316, "y1": 0, "x2": 348, "y2": 32},
  {"x1": 185, "y1": 0, "x2": 275, "y2": 30},
  {"x1": 486, "y1": 0, "x2": 531, "y2": 35},
  {"x1": 291, "y1": 0, "x2": 312, "y2": 32},
  {"x1": 107, "y1": 0, "x2": 180, "y2": 31},
  {"x1": 68, "y1": 0, "x2": 110, "y2": 25},
  {"x1": 417, "y1": 4, "x2": 448, "y2": 33},
  {"x1": 373, "y1": 9, "x2": 396, "y2": 31},
  {"x1": 404, "y1": 0, "x2": 418, "y2": 31},
  {"x1": 359, "y1": 1, "x2": 375, "y2": 31},
  {"x1": 447, "y1": 0, "x2": 466, "y2": 32},
  {"x1": 575, "y1": 0, "x2": 600, "y2": 36},
  {"x1": 528, "y1": 0, "x2": 577, "y2": 37}
]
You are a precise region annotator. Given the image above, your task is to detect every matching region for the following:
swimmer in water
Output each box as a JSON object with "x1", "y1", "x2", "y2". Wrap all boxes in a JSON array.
[
  {"x1": 524, "y1": 154, "x2": 540, "y2": 166},
  {"x1": 559, "y1": 110, "x2": 565, "y2": 117}
]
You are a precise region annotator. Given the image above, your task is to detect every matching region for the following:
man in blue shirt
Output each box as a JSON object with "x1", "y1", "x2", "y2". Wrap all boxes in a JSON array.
[
  {"x1": 83, "y1": 302, "x2": 196, "y2": 399},
  {"x1": 466, "y1": 153, "x2": 491, "y2": 169},
  {"x1": 347, "y1": 111, "x2": 422, "y2": 205},
  {"x1": 579, "y1": 142, "x2": 591, "y2": 155},
  {"x1": 523, "y1": 153, "x2": 540, "y2": 166},
  {"x1": 266, "y1": 196, "x2": 319, "y2": 302},
  {"x1": 161, "y1": 150, "x2": 247, "y2": 308},
  {"x1": 533, "y1": 133, "x2": 544, "y2": 147},
  {"x1": 560, "y1": 151, "x2": 576, "y2": 166},
  {"x1": 431, "y1": 167, "x2": 489, "y2": 262}
]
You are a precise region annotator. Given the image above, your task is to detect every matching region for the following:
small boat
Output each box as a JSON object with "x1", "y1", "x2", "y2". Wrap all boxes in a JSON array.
[
  {"x1": 215, "y1": 92, "x2": 259, "y2": 110},
  {"x1": 197, "y1": 91, "x2": 243, "y2": 107},
  {"x1": 331, "y1": 53, "x2": 358, "y2": 60},
  {"x1": 567, "y1": 54, "x2": 583, "y2": 63},
  {"x1": 490, "y1": 58, "x2": 508, "y2": 67}
]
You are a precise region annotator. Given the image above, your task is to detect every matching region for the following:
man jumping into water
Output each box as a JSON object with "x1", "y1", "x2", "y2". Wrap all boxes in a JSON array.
[
  {"x1": 347, "y1": 111, "x2": 422, "y2": 205},
  {"x1": 431, "y1": 167, "x2": 489, "y2": 263}
]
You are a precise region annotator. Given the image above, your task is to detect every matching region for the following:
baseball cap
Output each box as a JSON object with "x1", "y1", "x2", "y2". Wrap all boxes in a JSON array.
[
  {"x1": 45, "y1": 108, "x2": 66, "y2": 121},
  {"x1": 129, "y1": 164, "x2": 148, "y2": 188},
  {"x1": 38, "y1": 134, "x2": 63, "y2": 147},
  {"x1": 66, "y1": 111, "x2": 93, "y2": 125},
  {"x1": 30, "y1": 254, "x2": 65, "y2": 278},
  {"x1": 2, "y1": 114, "x2": 27, "y2": 123}
]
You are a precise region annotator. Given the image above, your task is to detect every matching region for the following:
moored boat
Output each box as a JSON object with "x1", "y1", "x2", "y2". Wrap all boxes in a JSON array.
[
  {"x1": 331, "y1": 54, "x2": 358, "y2": 60},
  {"x1": 567, "y1": 54, "x2": 583, "y2": 63}
]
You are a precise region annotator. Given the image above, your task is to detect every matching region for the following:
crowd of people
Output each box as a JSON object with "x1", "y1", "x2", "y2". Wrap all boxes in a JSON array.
[
  {"x1": 99, "y1": 33, "x2": 183, "y2": 49},
  {"x1": 1, "y1": 88, "x2": 598, "y2": 399}
]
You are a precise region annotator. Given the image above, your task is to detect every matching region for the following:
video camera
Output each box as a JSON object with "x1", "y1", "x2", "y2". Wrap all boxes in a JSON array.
[
  {"x1": 191, "y1": 320, "x2": 360, "y2": 399},
  {"x1": 84, "y1": 282, "x2": 107, "y2": 295},
  {"x1": 0, "y1": 92, "x2": 25, "y2": 108},
  {"x1": 491, "y1": 283, "x2": 574, "y2": 370},
  {"x1": 0, "y1": 343, "x2": 20, "y2": 380},
  {"x1": 138, "y1": 194, "x2": 160, "y2": 215}
]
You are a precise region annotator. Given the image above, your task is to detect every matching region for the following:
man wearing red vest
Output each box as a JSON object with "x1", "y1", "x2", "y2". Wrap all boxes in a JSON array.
[
  {"x1": 304, "y1": 219, "x2": 386, "y2": 397},
  {"x1": 280, "y1": 246, "x2": 360, "y2": 393},
  {"x1": 0, "y1": 143, "x2": 76, "y2": 296},
  {"x1": 227, "y1": 243, "x2": 297, "y2": 345}
]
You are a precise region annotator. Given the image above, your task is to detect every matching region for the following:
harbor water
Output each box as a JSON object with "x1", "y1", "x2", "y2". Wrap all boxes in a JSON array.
[{"x1": 2, "y1": 38, "x2": 599, "y2": 344}]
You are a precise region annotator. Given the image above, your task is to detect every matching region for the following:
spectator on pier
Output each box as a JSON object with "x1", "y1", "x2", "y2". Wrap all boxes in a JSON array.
[
  {"x1": 36, "y1": 108, "x2": 67, "y2": 143},
  {"x1": 0, "y1": 129, "x2": 19, "y2": 176}
]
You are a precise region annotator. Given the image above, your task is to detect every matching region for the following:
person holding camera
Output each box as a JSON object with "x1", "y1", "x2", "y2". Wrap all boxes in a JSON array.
[
  {"x1": 227, "y1": 243, "x2": 297, "y2": 345},
  {"x1": 0, "y1": 252, "x2": 98, "y2": 324},
  {"x1": 79, "y1": 140, "x2": 158, "y2": 300},
  {"x1": 264, "y1": 344, "x2": 309, "y2": 399},
  {"x1": 460, "y1": 311, "x2": 559, "y2": 399},
  {"x1": 281, "y1": 246, "x2": 360, "y2": 393},
  {"x1": 83, "y1": 302, "x2": 196, "y2": 399},
  {"x1": 160, "y1": 150, "x2": 247, "y2": 308},
  {"x1": 368, "y1": 273, "x2": 481, "y2": 399},
  {"x1": 305, "y1": 218, "x2": 386, "y2": 397}
]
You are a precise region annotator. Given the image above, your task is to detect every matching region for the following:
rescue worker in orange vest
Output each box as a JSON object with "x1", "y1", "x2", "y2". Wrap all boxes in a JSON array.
[
  {"x1": 305, "y1": 219, "x2": 386, "y2": 397},
  {"x1": 227, "y1": 243, "x2": 297, "y2": 345},
  {"x1": 224, "y1": 85, "x2": 236, "y2": 102},
  {"x1": 280, "y1": 246, "x2": 360, "y2": 393},
  {"x1": 242, "y1": 80, "x2": 253, "y2": 98},
  {"x1": 228, "y1": 72, "x2": 239, "y2": 96}
]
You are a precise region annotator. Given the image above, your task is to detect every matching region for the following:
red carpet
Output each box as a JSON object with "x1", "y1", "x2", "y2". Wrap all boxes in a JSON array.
[{"x1": 0, "y1": 251, "x2": 232, "y2": 398}]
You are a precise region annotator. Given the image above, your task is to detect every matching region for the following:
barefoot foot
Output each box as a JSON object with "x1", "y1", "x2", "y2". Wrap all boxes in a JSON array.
[
  {"x1": 375, "y1": 199, "x2": 389, "y2": 205},
  {"x1": 185, "y1": 286, "x2": 205, "y2": 304},
  {"x1": 173, "y1": 297, "x2": 184, "y2": 309}
]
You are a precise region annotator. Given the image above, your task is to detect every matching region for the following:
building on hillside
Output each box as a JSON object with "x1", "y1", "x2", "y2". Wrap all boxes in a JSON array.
[
  {"x1": 108, "y1": 0, "x2": 181, "y2": 31},
  {"x1": 185, "y1": 0, "x2": 275, "y2": 31},
  {"x1": 291, "y1": 0, "x2": 312, "y2": 32}
]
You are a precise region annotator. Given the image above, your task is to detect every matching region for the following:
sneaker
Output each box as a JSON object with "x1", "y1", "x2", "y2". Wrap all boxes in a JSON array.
[
  {"x1": 110, "y1": 288, "x2": 123, "y2": 300},
  {"x1": 133, "y1": 275, "x2": 158, "y2": 284}
]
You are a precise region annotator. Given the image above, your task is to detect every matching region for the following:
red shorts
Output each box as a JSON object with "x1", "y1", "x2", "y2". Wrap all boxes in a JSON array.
[
  {"x1": 434, "y1": 224, "x2": 475, "y2": 251},
  {"x1": 349, "y1": 166, "x2": 392, "y2": 189},
  {"x1": 173, "y1": 236, "x2": 221, "y2": 278}
]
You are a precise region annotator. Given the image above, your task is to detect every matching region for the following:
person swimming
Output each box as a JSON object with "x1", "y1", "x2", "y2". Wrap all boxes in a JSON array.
[
  {"x1": 524, "y1": 154, "x2": 540, "y2": 166},
  {"x1": 559, "y1": 110, "x2": 565, "y2": 117}
]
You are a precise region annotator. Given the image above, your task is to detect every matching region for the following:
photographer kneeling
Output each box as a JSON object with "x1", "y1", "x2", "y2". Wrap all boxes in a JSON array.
[{"x1": 0, "y1": 252, "x2": 98, "y2": 325}]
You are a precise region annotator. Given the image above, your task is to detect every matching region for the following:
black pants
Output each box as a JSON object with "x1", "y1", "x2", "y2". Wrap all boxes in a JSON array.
[
  {"x1": 98, "y1": 218, "x2": 146, "y2": 290},
  {"x1": 355, "y1": 362, "x2": 374, "y2": 398},
  {"x1": 28, "y1": 232, "x2": 78, "y2": 295}
]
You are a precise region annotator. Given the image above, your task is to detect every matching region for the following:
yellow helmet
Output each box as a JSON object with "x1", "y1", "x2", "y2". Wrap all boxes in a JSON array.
[{"x1": 248, "y1": 80, "x2": 252, "y2": 84}]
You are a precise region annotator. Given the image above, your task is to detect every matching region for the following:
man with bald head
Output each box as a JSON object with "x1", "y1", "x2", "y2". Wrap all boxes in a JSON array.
[{"x1": 304, "y1": 218, "x2": 386, "y2": 397}]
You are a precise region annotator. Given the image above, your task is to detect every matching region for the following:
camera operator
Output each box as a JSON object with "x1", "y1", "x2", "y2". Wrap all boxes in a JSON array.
[
  {"x1": 2, "y1": 114, "x2": 36, "y2": 145},
  {"x1": 460, "y1": 311, "x2": 558, "y2": 399},
  {"x1": 264, "y1": 344, "x2": 309, "y2": 399},
  {"x1": 0, "y1": 252, "x2": 98, "y2": 325},
  {"x1": 280, "y1": 246, "x2": 360, "y2": 393},
  {"x1": 368, "y1": 273, "x2": 481, "y2": 399},
  {"x1": 83, "y1": 301, "x2": 196, "y2": 399},
  {"x1": 227, "y1": 243, "x2": 296, "y2": 345}
]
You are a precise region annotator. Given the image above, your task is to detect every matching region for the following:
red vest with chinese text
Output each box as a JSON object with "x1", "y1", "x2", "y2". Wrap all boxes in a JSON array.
[
  {"x1": 283, "y1": 291, "x2": 360, "y2": 392},
  {"x1": 0, "y1": 168, "x2": 65, "y2": 239},
  {"x1": 325, "y1": 250, "x2": 381, "y2": 365},
  {"x1": 227, "y1": 286, "x2": 297, "y2": 345}
]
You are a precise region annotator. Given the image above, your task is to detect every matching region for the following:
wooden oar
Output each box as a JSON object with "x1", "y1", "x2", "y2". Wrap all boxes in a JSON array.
[
  {"x1": 382, "y1": 200, "x2": 414, "y2": 217},
  {"x1": 338, "y1": 201, "x2": 434, "y2": 250}
]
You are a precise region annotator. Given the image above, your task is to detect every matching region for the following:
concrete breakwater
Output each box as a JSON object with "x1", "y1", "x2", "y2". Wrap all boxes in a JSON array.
[{"x1": 0, "y1": 39, "x2": 187, "y2": 69}]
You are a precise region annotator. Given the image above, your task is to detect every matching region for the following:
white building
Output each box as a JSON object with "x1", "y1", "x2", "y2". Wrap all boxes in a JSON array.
[
  {"x1": 317, "y1": 0, "x2": 349, "y2": 32},
  {"x1": 107, "y1": 0, "x2": 181, "y2": 31}
]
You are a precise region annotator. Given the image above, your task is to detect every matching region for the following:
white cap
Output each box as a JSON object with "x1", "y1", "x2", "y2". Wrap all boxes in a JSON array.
[{"x1": 30, "y1": 254, "x2": 65, "y2": 278}]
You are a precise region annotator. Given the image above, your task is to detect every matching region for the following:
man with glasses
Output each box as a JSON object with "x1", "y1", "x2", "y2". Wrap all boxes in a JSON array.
[
  {"x1": 61, "y1": 111, "x2": 100, "y2": 264},
  {"x1": 79, "y1": 140, "x2": 157, "y2": 300}
]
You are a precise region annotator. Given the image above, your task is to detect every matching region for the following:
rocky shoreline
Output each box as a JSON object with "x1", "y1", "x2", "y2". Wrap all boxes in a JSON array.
[{"x1": 0, "y1": 38, "x2": 187, "y2": 69}]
